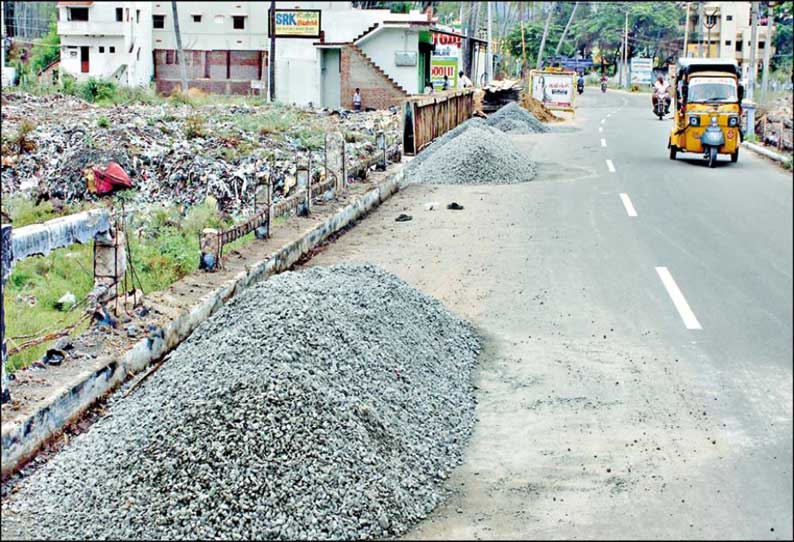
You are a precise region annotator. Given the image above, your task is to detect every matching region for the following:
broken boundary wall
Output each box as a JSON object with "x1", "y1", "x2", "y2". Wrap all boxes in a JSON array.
[{"x1": 154, "y1": 49, "x2": 268, "y2": 95}]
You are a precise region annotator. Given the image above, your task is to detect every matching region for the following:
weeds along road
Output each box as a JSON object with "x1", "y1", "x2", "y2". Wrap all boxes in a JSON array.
[{"x1": 300, "y1": 90, "x2": 793, "y2": 539}]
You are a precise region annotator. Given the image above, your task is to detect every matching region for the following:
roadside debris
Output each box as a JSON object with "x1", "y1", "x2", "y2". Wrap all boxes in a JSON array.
[
  {"x1": 396, "y1": 213, "x2": 413, "y2": 222},
  {"x1": 447, "y1": 202, "x2": 464, "y2": 210},
  {"x1": 4, "y1": 264, "x2": 480, "y2": 541}
]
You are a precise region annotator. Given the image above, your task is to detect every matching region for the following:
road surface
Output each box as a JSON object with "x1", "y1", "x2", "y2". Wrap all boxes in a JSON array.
[{"x1": 300, "y1": 89, "x2": 793, "y2": 539}]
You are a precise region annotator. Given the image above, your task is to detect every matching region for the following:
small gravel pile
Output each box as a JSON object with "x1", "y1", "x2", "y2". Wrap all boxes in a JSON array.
[
  {"x1": 5, "y1": 264, "x2": 480, "y2": 541},
  {"x1": 486, "y1": 101, "x2": 549, "y2": 134},
  {"x1": 406, "y1": 118, "x2": 502, "y2": 173},
  {"x1": 404, "y1": 124, "x2": 536, "y2": 185}
]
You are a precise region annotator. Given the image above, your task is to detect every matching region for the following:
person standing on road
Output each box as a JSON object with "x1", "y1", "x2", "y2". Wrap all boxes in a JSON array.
[
  {"x1": 442, "y1": 74, "x2": 450, "y2": 91},
  {"x1": 353, "y1": 88, "x2": 362, "y2": 112},
  {"x1": 458, "y1": 70, "x2": 473, "y2": 89}
]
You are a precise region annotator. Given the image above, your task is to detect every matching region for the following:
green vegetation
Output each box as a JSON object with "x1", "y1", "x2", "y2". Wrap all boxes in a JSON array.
[
  {"x1": 97, "y1": 116, "x2": 110, "y2": 129},
  {"x1": 184, "y1": 114, "x2": 206, "y2": 139},
  {"x1": 2, "y1": 196, "x2": 244, "y2": 373},
  {"x1": 29, "y1": 19, "x2": 61, "y2": 76}
]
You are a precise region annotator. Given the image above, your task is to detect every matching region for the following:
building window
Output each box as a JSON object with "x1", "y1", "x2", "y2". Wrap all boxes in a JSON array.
[
  {"x1": 192, "y1": 14, "x2": 202, "y2": 23},
  {"x1": 153, "y1": 14, "x2": 165, "y2": 29},
  {"x1": 115, "y1": 7, "x2": 123, "y2": 22},
  {"x1": 67, "y1": 7, "x2": 89, "y2": 21},
  {"x1": 706, "y1": 15, "x2": 717, "y2": 26},
  {"x1": 109, "y1": 46, "x2": 115, "y2": 53},
  {"x1": 99, "y1": 46, "x2": 105, "y2": 53},
  {"x1": 126, "y1": 8, "x2": 130, "y2": 21},
  {"x1": 726, "y1": 15, "x2": 733, "y2": 21},
  {"x1": 166, "y1": 50, "x2": 174, "y2": 64},
  {"x1": 136, "y1": 10, "x2": 141, "y2": 23},
  {"x1": 736, "y1": 40, "x2": 743, "y2": 52},
  {"x1": 725, "y1": 40, "x2": 732, "y2": 46},
  {"x1": 759, "y1": 41, "x2": 765, "y2": 49},
  {"x1": 233, "y1": 15, "x2": 246, "y2": 30},
  {"x1": 214, "y1": 15, "x2": 225, "y2": 24}
]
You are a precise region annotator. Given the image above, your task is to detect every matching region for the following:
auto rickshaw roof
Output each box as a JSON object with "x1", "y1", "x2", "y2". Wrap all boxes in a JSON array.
[{"x1": 676, "y1": 58, "x2": 740, "y2": 78}]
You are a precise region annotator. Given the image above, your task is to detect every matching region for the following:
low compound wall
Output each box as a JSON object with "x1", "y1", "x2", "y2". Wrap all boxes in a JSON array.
[{"x1": 0, "y1": 167, "x2": 404, "y2": 479}]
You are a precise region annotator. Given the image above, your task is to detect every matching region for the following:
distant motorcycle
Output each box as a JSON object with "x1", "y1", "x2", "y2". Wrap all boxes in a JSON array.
[
  {"x1": 653, "y1": 90, "x2": 670, "y2": 120},
  {"x1": 577, "y1": 80, "x2": 584, "y2": 95},
  {"x1": 600, "y1": 81, "x2": 608, "y2": 93}
]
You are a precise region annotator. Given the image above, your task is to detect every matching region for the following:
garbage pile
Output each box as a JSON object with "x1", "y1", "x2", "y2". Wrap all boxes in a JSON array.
[
  {"x1": 405, "y1": 116, "x2": 537, "y2": 185},
  {"x1": 756, "y1": 94, "x2": 793, "y2": 153},
  {"x1": 1, "y1": 92, "x2": 401, "y2": 216},
  {"x1": 486, "y1": 101, "x2": 550, "y2": 134},
  {"x1": 4, "y1": 264, "x2": 481, "y2": 541}
]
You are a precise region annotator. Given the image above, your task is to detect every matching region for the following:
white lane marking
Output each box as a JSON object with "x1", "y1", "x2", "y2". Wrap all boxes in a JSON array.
[
  {"x1": 606, "y1": 113, "x2": 611, "y2": 117},
  {"x1": 600, "y1": 119, "x2": 606, "y2": 124},
  {"x1": 601, "y1": 138, "x2": 607, "y2": 147},
  {"x1": 606, "y1": 159, "x2": 616, "y2": 172},
  {"x1": 598, "y1": 126, "x2": 603, "y2": 133},
  {"x1": 655, "y1": 267, "x2": 702, "y2": 330},
  {"x1": 619, "y1": 193, "x2": 637, "y2": 217}
]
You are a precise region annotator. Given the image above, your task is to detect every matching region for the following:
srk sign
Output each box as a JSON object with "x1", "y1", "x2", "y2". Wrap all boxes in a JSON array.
[{"x1": 269, "y1": 9, "x2": 322, "y2": 38}]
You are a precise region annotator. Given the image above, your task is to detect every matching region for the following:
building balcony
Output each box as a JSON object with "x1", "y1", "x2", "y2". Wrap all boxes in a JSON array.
[{"x1": 58, "y1": 20, "x2": 127, "y2": 36}]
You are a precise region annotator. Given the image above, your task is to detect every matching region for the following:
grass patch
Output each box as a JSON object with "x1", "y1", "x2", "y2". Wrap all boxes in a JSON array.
[{"x1": 2, "y1": 196, "x2": 88, "y2": 227}]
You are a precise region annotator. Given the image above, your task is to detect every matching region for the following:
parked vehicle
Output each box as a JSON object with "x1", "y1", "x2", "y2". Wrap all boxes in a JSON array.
[{"x1": 668, "y1": 58, "x2": 743, "y2": 168}]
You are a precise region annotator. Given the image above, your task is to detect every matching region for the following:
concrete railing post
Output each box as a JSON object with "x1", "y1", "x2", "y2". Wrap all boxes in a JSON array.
[
  {"x1": 199, "y1": 229, "x2": 221, "y2": 271},
  {"x1": 1, "y1": 224, "x2": 12, "y2": 404}
]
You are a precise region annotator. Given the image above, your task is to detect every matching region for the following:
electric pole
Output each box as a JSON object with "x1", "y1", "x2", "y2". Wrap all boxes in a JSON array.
[
  {"x1": 697, "y1": 1, "x2": 705, "y2": 57},
  {"x1": 761, "y1": 1, "x2": 774, "y2": 100},
  {"x1": 746, "y1": 1, "x2": 759, "y2": 136},
  {"x1": 623, "y1": 10, "x2": 629, "y2": 88},
  {"x1": 269, "y1": 0, "x2": 276, "y2": 102},
  {"x1": 683, "y1": 2, "x2": 690, "y2": 57},
  {"x1": 486, "y1": 0, "x2": 492, "y2": 83},
  {"x1": 171, "y1": 1, "x2": 189, "y2": 93}
]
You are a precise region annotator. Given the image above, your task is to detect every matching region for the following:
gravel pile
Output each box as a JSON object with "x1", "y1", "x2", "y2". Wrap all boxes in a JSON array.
[
  {"x1": 486, "y1": 102, "x2": 549, "y2": 134},
  {"x1": 404, "y1": 124, "x2": 536, "y2": 185},
  {"x1": 5, "y1": 264, "x2": 480, "y2": 540},
  {"x1": 406, "y1": 118, "x2": 502, "y2": 173}
]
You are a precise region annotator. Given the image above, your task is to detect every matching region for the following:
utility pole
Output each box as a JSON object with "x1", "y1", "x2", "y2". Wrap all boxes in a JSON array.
[
  {"x1": 269, "y1": 0, "x2": 276, "y2": 102},
  {"x1": 170, "y1": 1, "x2": 189, "y2": 93},
  {"x1": 704, "y1": 8, "x2": 718, "y2": 58},
  {"x1": 623, "y1": 10, "x2": 629, "y2": 88},
  {"x1": 697, "y1": 1, "x2": 705, "y2": 57},
  {"x1": 683, "y1": 2, "x2": 690, "y2": 57},
  {"x1": 520, "y1": 19, "x2": 527, "y2": 79},
  {"x1": 536, "y1": 3, "x2": 553, "y2": 70},
  {"x1": 554, "y1": 1, "x2": 579, "y2": 58},
  {"x1": 486, "y1": 0, "x2": 492, "y2": 83},
  {"x1": 746, "y1": 1, "x2": 759, "y2": 136},
  {"x1": 761, "y1": 1, "x2": 774, "y2": 100}
]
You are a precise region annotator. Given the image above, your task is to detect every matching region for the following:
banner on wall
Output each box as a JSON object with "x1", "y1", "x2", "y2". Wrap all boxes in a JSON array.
[
  {"x1": 529, "y1": 69, "x2": 575, "y2": 109},
  {"x1": 431, "y1": 58, "x2": 458, "y2": 89},
  {"x1": 268, "y1": 9, "x2": 321, "y2": 38}
]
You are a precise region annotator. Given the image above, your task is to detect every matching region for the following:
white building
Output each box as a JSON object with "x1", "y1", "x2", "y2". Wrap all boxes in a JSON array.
[{"x1": 54, "y1": 1, "x2": 486, "y2": 108}]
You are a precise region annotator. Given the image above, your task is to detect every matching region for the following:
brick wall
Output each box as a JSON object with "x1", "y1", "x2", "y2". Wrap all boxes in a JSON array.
[
  {"x1": 340, "y1": 46, "x2": 406, "y2": 110},
  {"x1": 154, "y1": 49, "x2": 266, "y2": 96}
]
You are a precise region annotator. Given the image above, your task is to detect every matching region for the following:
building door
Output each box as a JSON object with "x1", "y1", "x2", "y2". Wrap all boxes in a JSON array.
[
  {"x1": 321, "y1": 49, "x2": 341, "y2": 109},
  {"x1": 80, "y1": 46, "x2": 89, "y2": 73}
]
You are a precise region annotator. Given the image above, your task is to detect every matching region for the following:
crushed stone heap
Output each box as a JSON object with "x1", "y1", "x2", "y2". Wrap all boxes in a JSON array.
[
  {"x1": 404, "y1": 122, "x2": 537, "y2": 185},
  {"x1": 486, "y1": 101, "x2": 550, "y2": 134},
  {"x1": 4, "y1": 264, "x2": 480, "y2": 541}
]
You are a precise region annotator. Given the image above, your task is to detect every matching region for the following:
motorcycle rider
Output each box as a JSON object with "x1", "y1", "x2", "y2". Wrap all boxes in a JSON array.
[
  {"x1": 652, "y1": 75, "x2": 671, "y2": 114},
  {"x1": 577, "y1": 72, "x2": 585, "y2": 93},
  {"x1": 600, "y1": 73, "x2": 608, "y2": 91}
]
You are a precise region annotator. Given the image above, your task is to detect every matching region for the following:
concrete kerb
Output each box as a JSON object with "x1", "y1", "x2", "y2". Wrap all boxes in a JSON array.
[
  {"x1": 741, "y1": 141, "x2": 792, "y2": 165},
  {"x1": 0, "y1": 166, "x2": 405, "y2": 480}
]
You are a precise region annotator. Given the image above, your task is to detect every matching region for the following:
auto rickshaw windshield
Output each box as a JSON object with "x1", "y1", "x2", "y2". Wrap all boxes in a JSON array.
[{"x1": 687, "y1": 77, "x2": 738, "y2": 103}]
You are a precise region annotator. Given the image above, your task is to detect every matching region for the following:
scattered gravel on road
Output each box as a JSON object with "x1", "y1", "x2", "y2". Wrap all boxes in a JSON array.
[
  {"x1": 5, "y1": 264, "x2": 480, "y2": 541},
  {"x1": 487, "y1": 102, "x2": 549, "y2": 134},
  {"x1": 404, "y1": 125, "x2": 536, "y2": 185}
]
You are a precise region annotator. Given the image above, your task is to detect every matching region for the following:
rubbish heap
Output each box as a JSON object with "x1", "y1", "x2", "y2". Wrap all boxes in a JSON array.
[
  {"x1": 756, "y1": 93, "x2": 793, "y2": 153},
  {"x1": 1, "y1": 92, "x2": 401, "y2": 216},
  {"x1": 4, "y1": 264, "x2": 481, "y2": 541}
]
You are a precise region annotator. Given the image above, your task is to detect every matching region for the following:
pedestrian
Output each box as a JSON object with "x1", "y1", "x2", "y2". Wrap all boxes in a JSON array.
[
  {"x1": 442, "y1": 74, "x2": 450, "y2": 91},
  {"x1": 458, "y1": 70, "x2": 473, "y2": 89},
  {"x1": 353, "y1": 88, "x2": 362, "y2": 112}
]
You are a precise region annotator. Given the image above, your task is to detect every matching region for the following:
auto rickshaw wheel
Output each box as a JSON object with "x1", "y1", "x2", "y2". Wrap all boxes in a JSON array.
[
  {"x1": 731, "y1": 149, "x2": 739, "y2": 163},
  {"x1": 669, "y1": 145, "x2": 677, "y2": 160},
  {"x1": 707, "y1": 146, "x2": 718, "y2": 168}
]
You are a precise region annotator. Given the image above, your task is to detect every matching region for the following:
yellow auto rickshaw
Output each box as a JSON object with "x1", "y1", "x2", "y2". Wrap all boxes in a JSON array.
[{"x1": 668, "y1": 58, "x2": 744, "y2": 167}]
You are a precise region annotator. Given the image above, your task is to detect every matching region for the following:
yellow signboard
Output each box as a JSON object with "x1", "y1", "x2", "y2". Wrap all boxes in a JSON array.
[{"x1": 270, "y1": 9, "x2": 321, "y2": 39}]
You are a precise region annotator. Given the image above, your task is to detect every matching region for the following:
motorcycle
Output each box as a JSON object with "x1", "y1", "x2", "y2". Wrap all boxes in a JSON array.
[
  {"x1": 600, "y1": 81, "x2": 608, "y2": 93},
  {"x1": 653, "y1": 91, "x2": 667, "y2": 120},
  {"x1": 577, "y1": 80, "x2": 584, "y2": 95}
]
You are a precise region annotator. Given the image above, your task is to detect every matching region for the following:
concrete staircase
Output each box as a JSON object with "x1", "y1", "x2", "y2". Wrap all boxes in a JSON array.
[
  {"x1": 352, "y1": 22, "x2": 379, "y2": 43},
  {"x1": 348, "y1": 44, "x2": 408, "y2": 96}
]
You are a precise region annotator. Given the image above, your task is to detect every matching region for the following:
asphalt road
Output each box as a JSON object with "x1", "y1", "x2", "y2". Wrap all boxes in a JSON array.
[{"x1": 302, "y1": 89, "x2": 793, "y2": 539}]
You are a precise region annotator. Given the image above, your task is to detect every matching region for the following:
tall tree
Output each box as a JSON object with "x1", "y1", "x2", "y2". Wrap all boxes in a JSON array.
[
  {"x1": 554, "y1": 1, "x2": 578, "y2": 57},
  {"x1": 535, "y1": 2, "x2": 554, "y2": 69}
]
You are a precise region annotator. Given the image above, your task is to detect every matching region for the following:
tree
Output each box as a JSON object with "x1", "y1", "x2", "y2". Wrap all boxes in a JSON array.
[
  {"x1": 29, "y1": 18, "x2": 59, "y2": 75},
  {"x1": 770, "y1": 1, "x2": 793, "y2": 71}
]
